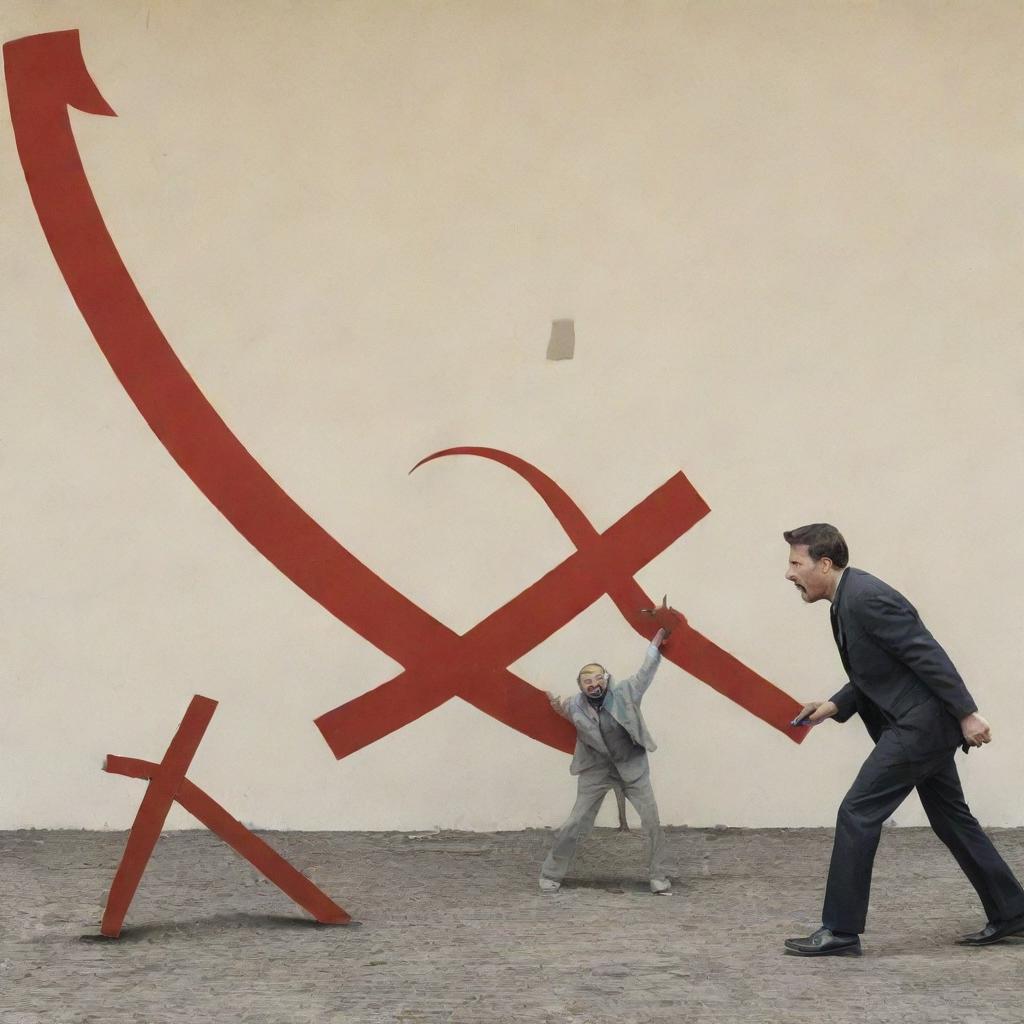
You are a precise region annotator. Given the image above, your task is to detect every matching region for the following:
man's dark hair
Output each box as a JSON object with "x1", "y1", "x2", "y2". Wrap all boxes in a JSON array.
[{"x1": 783, "y1": 523, "x2": 849, "y2": 568}]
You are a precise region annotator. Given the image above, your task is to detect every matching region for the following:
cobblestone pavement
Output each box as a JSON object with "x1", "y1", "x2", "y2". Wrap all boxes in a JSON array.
[{"x1": 2, "y1": 828, "x2": 1023, "y2": 1023}]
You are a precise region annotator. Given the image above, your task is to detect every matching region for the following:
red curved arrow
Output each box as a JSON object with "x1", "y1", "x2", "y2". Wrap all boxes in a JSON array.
[
  {"x1": 4, "y1": 29, "x2": 437, "y2": 667},
  {"x1": 6, "y1": 29, "x2": 744, "y2": 759}
]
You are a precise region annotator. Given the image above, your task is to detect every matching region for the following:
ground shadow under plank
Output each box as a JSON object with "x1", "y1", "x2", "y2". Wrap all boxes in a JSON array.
[{"x1": 78, "y1": 913, "x2": 362, "y2": 942}]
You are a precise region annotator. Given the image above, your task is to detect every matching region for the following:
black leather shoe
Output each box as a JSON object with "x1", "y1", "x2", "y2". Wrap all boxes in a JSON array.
[
  {"x1": 784, "y1": 927, "x2": 862, "y2": 957},
  {"x1": 956, "y1": 913, "x2": 1024, "y2": 946}
]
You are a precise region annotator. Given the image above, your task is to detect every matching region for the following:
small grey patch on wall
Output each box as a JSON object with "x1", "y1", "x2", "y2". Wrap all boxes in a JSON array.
[{"x1": 546, "y1": 319, "x2": 575, "y2": 361}]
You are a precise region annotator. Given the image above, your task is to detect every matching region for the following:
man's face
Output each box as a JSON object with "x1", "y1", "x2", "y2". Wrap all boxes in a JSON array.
[
  {"x1": 577, "y1": 663, "x2": 608, "y2": 698},
  {"x1": 785, "y1": 544, "x2": 833, "y2": 603}
]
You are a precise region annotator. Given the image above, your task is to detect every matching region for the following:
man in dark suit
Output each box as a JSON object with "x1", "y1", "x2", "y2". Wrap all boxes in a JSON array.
[{"x1": 781, "y1": 523, "x2": 1024, "y2": 956}]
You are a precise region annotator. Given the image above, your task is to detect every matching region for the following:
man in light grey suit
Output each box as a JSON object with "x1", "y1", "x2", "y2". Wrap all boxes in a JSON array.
[{"x1": 539, "y1": 628, "x2": 671, "y2": 894}]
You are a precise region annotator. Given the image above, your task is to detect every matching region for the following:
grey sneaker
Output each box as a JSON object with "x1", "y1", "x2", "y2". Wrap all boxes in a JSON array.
[
  {"x1": 539, "y1": 877, "x2": 561, "y2": 894},
  {"x1": 650, "y1": 878, "x2": 672, "y2": 895}
]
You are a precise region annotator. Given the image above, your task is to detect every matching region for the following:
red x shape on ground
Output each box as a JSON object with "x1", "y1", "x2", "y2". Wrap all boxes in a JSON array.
[
  {"x1": 101, "y1": 695, "x2": 350, "y2": 938},
  {"x1": 5, "y1": 30, "x2": 807, "y2": 767}
]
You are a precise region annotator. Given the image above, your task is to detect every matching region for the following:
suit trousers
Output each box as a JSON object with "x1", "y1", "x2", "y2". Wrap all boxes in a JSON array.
[
  {"x1": 540, "y1": 761, "x2": 668, "y2": 883},
  {"x1": 822, "y1": 729, "x2": 1024, "y2": 934}
]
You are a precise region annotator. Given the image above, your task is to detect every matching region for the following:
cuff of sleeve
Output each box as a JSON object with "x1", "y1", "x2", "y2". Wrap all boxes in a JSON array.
[{"x1": 828, "y1": 691, "x2": 854, "y2": 722}]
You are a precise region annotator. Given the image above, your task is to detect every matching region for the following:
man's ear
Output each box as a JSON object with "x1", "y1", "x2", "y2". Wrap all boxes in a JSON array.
[{"x1": 819, "y1": 557, "x2": 834, "y2": 573}]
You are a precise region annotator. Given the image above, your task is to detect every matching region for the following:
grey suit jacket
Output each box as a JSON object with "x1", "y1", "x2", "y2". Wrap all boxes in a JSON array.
[
  {"x1": 559, "y1": 643, "x2": 662, "y2": 783},
  {"x1": 827, "y1": 568, "x2": 976, "y2": 754}
]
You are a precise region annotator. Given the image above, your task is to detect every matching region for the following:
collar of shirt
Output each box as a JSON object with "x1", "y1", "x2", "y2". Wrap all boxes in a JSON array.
[
  {"x1": 580, "y1": 682, "x2": 613, "y2": 720},
  {"x1": 830, "y1": 567, "x2": 848, "y2": 609}
]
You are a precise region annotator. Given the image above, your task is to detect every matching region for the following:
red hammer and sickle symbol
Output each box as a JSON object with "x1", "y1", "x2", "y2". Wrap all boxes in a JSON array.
[{"x1": 5, "y1": 30, "x2": 808, "y2": 764}]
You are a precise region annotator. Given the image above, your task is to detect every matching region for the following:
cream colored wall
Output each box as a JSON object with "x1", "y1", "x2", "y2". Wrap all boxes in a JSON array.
[{"x1": 3, "y1": 0, "x2": 1022, "y2": 830}]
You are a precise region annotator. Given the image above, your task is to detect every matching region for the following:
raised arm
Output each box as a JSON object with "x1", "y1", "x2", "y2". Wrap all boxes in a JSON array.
[
  {"x1": 624, "y1": 628, "x2": 667, "y2": 701},
  {"x1": 545, "y1": 691, "x2": 572, "y2": 720}
]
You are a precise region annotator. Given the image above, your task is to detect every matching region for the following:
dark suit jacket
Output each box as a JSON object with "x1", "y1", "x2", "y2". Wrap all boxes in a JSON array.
[{"x1": 827, "y1": 568, "x2": 977, "y2": 754}]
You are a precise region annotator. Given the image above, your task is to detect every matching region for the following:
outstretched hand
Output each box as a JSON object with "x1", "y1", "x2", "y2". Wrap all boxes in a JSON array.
[
  {"x1": 791, "y1": 700, "x2": 839, "y2": 727},
  {"x1": 545, "y1": 691, "x2": 567, "y2": 717}
]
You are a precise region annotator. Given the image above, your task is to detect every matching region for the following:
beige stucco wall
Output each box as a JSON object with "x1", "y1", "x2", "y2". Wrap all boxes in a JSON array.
[{"x1": 2, "y1": 0, "x2": 1022, "y2": 830}]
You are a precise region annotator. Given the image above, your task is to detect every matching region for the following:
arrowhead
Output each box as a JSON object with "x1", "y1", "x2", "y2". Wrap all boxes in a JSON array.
[{"x1": 4, "y1": 29, "x2": 116, "y2": 117}]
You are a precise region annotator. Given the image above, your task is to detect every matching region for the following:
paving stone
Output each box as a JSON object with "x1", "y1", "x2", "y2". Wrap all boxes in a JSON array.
[{"x1": 1, "y1": 828, "x2": 1023, "y2": 1023}]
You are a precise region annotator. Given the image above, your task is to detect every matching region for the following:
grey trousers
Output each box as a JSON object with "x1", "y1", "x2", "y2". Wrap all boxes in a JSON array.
[{"x1": 540, "y1": 761, "x2": 668, "y2": 882}]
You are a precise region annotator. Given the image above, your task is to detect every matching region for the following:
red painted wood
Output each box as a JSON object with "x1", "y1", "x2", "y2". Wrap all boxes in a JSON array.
[
  {"x1": 105, "y1": 755, "x2": 350, "y2": 926},
  {"x1": 100, "y1": 696, "x2": 217, "y2": 937}
]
